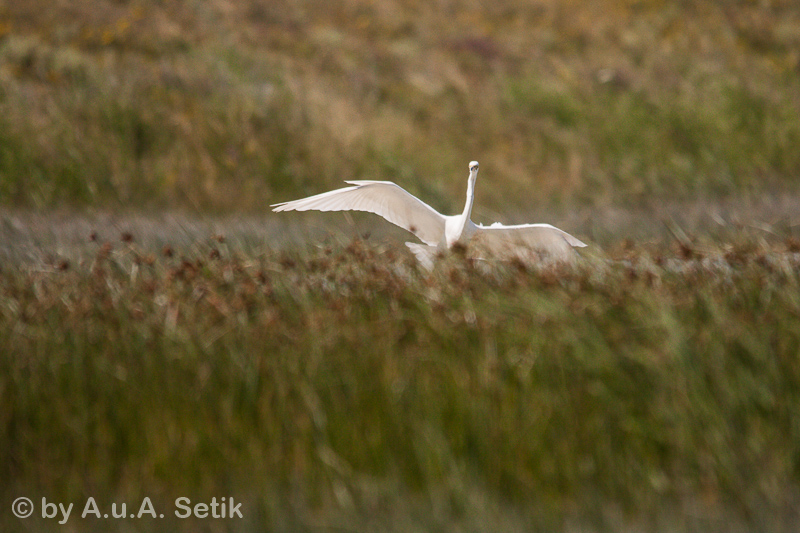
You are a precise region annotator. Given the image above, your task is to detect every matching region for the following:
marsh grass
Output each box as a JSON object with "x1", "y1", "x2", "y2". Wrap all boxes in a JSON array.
[
  {"x1": 4, "y1": 1, "x2": 800, "y2": 530},
  {"x1": 2, "y1": 0, "x2": 800, "y2": 211},
  {"x1": 3, "y1": 227, "x2": 800, "y2": 532}
]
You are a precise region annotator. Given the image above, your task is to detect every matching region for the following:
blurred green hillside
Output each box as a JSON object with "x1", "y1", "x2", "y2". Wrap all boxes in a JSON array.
[{"x1": 1, "y1": 0, "x2": 799, "y2": 212}]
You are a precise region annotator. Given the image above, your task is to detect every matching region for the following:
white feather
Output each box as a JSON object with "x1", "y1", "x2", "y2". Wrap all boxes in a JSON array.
[
  {"x1": 273, "y1": 162, "x2": 587, "y2": 266},
  {"x1": 272, "y1": 181, "x2": 446, "y2": 247}
]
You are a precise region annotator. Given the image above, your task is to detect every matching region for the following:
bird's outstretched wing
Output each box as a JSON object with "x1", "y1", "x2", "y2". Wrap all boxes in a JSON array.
[
  {"x1": 472, "y1": 223, "x2": 586, "y2": 259},
  {"x1": 272, "y1": 181, "x2": 447, "y2": 246}
]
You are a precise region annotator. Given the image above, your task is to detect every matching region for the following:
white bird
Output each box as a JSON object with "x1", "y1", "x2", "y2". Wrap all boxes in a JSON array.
[{"x1": 272, "y1": 161, "x2": 586, "y2": 268}]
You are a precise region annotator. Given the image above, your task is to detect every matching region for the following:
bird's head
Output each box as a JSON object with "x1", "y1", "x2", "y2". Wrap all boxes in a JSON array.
[{"x1": 469, "y1": 161, "x2": 479, "y2": 173}]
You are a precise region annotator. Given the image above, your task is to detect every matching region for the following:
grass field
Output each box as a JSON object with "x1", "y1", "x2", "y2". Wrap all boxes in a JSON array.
[
  {"x1": 3, "y1": 0, "x2": 800, "y2": 531},
  {"x1": 2, "y1": 208, "x2": 800, "y2": 532},
  {"x1": 2, "y1": 0, "x2": 800, "y2": 211}
]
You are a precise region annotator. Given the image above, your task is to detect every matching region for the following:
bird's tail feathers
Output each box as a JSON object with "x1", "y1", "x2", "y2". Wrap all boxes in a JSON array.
[{"x1": 405, "y1": 242, "x2": 438, "y2": 271}]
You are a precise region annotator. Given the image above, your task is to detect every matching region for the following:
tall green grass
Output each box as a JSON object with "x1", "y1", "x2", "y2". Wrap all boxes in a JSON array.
[
  {"x1": 3, "y1": 236, "x2": 800, "y2": 531},
  {"x1": 2, "y1": 0, "x2": 800, "y2": 211}
]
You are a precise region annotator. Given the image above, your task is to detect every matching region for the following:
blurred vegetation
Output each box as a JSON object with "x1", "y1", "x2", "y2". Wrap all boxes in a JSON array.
[
  {"x1": 1, "y1": 0, "x2": 800, "y2": 212},
  {"x1": 3, "y1": 234, "x2": 800, "y2": 531},
  {"x1": 4, "y1": 1, "x2": 800, "y2": 531}
]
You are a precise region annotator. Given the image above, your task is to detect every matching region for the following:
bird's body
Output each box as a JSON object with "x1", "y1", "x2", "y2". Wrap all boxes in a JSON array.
[{"x1": 272, "y1": 161, "x2": 586, "y2": 268}]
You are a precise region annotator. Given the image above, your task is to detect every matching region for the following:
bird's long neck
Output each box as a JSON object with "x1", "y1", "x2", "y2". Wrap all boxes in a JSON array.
[
  {"x1": 461, "y1": 170, "x2": 477, "y2": 222},
  {"x1": 444, "y1": 167, "x2": 478, "y2": 247}
]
